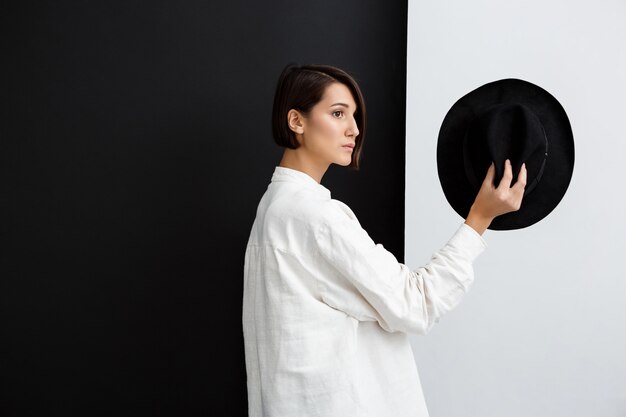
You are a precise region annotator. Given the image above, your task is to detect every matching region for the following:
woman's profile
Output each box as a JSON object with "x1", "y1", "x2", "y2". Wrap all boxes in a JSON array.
[{"x1": 242, "y1": 63, "x2": 527, "y2": 417}]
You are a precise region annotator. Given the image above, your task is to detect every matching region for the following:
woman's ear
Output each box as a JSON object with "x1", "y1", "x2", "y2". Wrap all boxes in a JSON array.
[{"x1": 287, "y1": 109, "x2": 305, "y2": 135}]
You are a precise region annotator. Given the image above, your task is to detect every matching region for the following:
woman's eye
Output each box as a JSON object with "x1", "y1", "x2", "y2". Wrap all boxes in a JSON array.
[{"x1": 332, "y1": 110, "x2": 343, "y2": 118}]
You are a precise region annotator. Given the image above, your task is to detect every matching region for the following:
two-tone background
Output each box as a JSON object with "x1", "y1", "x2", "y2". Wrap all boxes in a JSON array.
[{"x1": 2, "y1": 1, "x2": 625, "y2": 416}]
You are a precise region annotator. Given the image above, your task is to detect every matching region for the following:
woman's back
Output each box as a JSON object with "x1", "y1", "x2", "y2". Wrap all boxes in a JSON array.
[{"x1": 242, "y1": 166, "x2": 485, "y2": 416}]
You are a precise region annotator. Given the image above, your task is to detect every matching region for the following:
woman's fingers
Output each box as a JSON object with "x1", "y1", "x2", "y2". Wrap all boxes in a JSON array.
[
  {"x1": 498, "y1": 159, "x2": 513, "y2": 189},
  {"x1": 513, "y1": 163, "x2": 527, "y2": 193},
  {"x1": 482, "y1": 162, "x2": 496, "y2": 188},
  {"x1": 473, "y1": 160, "x2": 528, "y2": 219}
]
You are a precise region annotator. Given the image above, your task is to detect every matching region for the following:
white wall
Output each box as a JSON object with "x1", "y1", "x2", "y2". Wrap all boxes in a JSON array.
[{"x1": 405, "y1": 1, "x2": 626, "y2": 416}]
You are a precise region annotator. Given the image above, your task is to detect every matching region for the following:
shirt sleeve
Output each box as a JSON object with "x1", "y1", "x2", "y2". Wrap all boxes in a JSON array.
[{"x1": 312, "y1": 211, "x2": 487, "y2": 335}]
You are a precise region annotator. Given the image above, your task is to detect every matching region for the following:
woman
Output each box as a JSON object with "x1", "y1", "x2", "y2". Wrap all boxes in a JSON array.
[{"x1": 242, "y1": 63, "x2": 527, "y2": 417}]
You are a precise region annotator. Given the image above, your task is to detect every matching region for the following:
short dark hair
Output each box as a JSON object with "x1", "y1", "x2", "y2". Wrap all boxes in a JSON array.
[{"x1": 271, "y1": 63, "x2": 367, "y2": 170}]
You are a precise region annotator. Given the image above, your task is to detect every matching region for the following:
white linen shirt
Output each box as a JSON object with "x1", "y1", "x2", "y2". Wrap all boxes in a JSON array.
[{"x1": 242, "y1": 166, "x2": 487, "y2": 417}]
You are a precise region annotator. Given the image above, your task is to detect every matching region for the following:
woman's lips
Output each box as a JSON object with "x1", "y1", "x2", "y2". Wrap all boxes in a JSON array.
[{"x1": 342, "y1": 145, "x2": 354, "y2": 151}]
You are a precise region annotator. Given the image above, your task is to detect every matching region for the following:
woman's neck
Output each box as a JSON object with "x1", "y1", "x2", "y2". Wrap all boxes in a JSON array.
[{"x1": 278, "y1": 149, "x2": 328, "y2": 184}]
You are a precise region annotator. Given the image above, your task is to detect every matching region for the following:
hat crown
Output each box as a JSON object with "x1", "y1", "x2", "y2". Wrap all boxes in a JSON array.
[{"x1": 463, "y1": 102, "x2": 548, "y2": 195}]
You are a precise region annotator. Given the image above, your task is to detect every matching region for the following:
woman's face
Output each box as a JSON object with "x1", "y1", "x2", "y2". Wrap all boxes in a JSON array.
[{"x1": 296, "y1": 82, "x2": 360, "y2": 167}]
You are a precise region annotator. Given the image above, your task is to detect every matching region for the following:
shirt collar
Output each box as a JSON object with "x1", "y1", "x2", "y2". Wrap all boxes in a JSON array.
[{"x1": 271, "y1": 166, "x2": 331, "y2": 199}]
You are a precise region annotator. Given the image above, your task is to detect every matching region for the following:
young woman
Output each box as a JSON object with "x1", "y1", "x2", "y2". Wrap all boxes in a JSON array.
[{"x1": 242, "y1": 63, "x2": 527, "y2": 417}]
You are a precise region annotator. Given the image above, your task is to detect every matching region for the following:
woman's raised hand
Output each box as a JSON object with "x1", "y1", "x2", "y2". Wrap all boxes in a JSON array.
[{"x1": 464, "y1": 159, "x2": 527, "y2": 235}]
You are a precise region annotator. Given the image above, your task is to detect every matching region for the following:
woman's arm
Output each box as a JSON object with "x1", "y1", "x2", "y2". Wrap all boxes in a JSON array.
[
  {"x1": 313, "y1": 211, "x2": 486, "y2": 335},
  {"x1": 309, "y1": 159, "x2": 525, "y2": 335}
]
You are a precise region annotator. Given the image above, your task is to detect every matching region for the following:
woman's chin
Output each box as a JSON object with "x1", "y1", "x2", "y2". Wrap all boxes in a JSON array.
[{"x1": 334, "y1": 153, "x2": 353, "y2": 166}]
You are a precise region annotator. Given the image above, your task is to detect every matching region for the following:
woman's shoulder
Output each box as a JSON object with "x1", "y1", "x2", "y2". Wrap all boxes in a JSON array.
[
  {"x1": 327, "y1": 199, "x2": 359, "y2": 223},
  {"x1": 264, "y1": 187, "x2": 355, "y2": 229},
  {"x1": 293, "y1": 197, "x2": 360, "y2": 232}
]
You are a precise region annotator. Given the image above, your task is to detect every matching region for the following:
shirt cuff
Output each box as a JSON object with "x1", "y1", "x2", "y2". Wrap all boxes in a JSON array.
[{"x1": 448, "y1": 222, "x2": 488, "y2": 261}]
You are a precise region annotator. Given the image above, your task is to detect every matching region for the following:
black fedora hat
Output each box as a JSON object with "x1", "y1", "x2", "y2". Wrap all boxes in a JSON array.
[{"x1": 437, "y1": 78, "x2": 575, "y2": 230}]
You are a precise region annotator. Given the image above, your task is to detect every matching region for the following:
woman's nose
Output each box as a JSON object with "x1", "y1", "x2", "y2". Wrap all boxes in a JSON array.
[{"x1": 348, "y1": 119, "x2": 359, "y2": 137}]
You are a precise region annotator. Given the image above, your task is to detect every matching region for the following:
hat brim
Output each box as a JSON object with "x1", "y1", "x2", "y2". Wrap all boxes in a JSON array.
[{"x1": 436, "y1": 78, "x2": 575, "y2": 230}]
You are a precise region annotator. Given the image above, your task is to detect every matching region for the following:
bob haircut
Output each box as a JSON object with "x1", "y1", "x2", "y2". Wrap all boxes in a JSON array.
[{"x1": 272, "y1": 63, "x2": 367, "y2": 170}]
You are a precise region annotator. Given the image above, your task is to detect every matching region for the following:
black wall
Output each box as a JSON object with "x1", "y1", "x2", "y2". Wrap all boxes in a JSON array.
[{"x1": 1, "y1": 1, "x2": 407, "y2": 415}]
